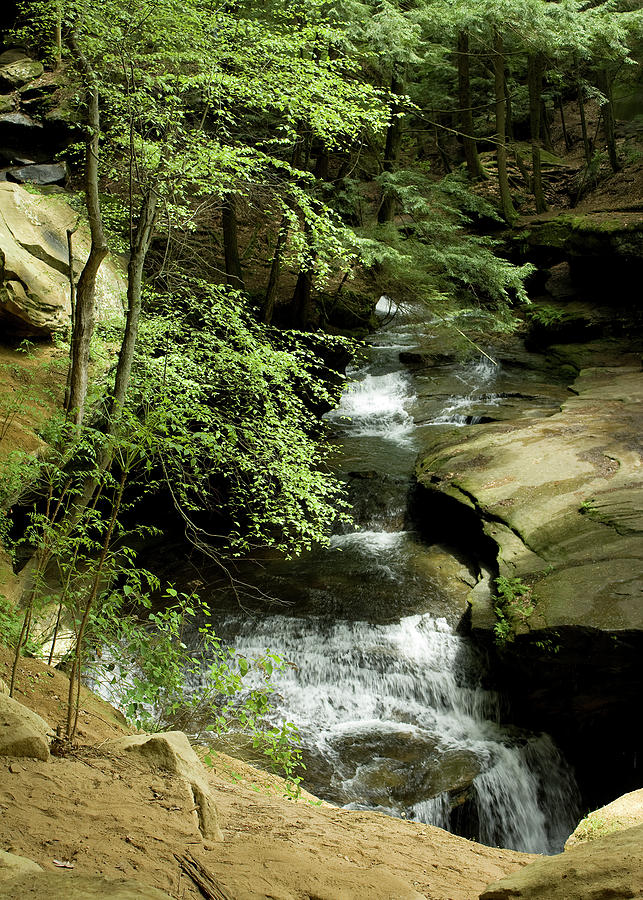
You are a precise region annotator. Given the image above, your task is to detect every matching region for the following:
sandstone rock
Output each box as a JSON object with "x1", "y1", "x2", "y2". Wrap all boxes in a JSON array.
[
  {"x1": 479, "y1": 822, "x2": 643, "y2": 899},
  {"x1": 0, "y1": 850, "x2": 42, "y2": 882},
  {"x1": 416, "y1": 365, "x2": 643, "y2": 634},
  {"x1": 106, "y1": 731, "x2": 223, "y2": 841},
  {"x1": 0, "y1": 693, "x2": 52, "y2": 760},
  {"x1": 565, "y1": 789, "x2": 643, "y2": 849},
  {"x1": 0, "y1": 873, "x2": 173, "y2": 899},
  {"x1": 7, "y1": 163, "x2": 67, "y2": 186},
  {"x1": 0, "y1": 181, "x2": 125, "y2": 335},
  {"x1": 0, "y1": 51, "x2": 44, "y2": 91},
  {"x1": 0, "y1": 97, "x2": 14, "y2": 114},
  {"x1": 0, "y1": 679, "x2": 7, "y2": 695}
]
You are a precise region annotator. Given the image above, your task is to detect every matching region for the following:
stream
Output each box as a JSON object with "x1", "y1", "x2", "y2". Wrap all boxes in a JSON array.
[{"x1": 198, "y1": 300, "x2": 581, "y2": 854}]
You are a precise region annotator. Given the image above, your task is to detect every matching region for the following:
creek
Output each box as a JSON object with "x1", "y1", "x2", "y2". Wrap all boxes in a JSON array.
[{"x1": 197, "y1": 300, "x2": 581, "y2": 854}]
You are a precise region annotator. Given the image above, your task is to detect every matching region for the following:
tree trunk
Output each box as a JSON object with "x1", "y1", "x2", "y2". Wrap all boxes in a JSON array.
[
  {"x1": 65, "y1": 33, "x2": 108, "y2": 429},
  {"x1": 528, "y1": 53, "x2": 547, "y2": 213},
  {"x1": 540, "y1": 98, "x2": 554, "y2": 153},
  {"x1": 110, "y1": 189, "x2": 158, "y2": 421},
  {"x1": 493, "y1": 31, "x2": 516, "y2": 223},
  {"x1": 597, "y1": 68, "x2": 620, "y2": 173},
  {"x1": 575, "y1": 60, "x2": 592, "y2": 166},
  {"x1": 557, "y1": 94, "x2": 572, "y2": 151},
  {"x1": 378, "y1": 64, "x2": 405, "y2": 224},
  {"x1": 261, "y1": 217, "x2": 288, "y2": 325},
  {"x1": 291, "y1": 267, "x2": 313, "y2": 329},
  {"x1": 222, "y1": 194, "x2": 245, "y2": 289},
  {"x1": 457, "y1": 31, "x2": 485, "y2": 179}
]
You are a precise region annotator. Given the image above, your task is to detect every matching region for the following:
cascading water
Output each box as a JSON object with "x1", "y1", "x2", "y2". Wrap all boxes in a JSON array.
[{"x1": 201, "y1": 300, "x2": 581, "y2": 854}]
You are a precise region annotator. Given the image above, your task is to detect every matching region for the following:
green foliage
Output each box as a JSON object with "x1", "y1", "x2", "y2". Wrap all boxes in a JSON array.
[
  {"x1": 91, "y1": 586, "x2": 305, "y2": 793},
  {"x1": 355, "y1": 171, "x2": 534, "y2": 318},
  {"x1": 132, "y1": 281, "x2": 349, "y2": 557},
  {"x1": 525, "y1": 304, "x2": 566, "y2": 327},
  {"x1": 493, "y1": 575, "x2": 535, "y2": 644}
]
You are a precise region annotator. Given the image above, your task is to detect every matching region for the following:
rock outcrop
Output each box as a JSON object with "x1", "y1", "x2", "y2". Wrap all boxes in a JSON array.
[
  {"x1": 0, "y1": 51, "x2": 44, "y2": 92},
  {"x1": 0, "y1": 181, "x2": 125, "y2": 335},
  {"x1": 479, "y1": 822, "x2": 643, "y2": 900},
  {"x1": 105, "y1": 731, "x2": 223, "y2": 842},
  {"x1": 0, "y1": 850, "x2": 42, "y2": 882},
  {"x1": 565, "y1": 789, "x2": 643, "y2": 849},
  {"x1": 415, "y1": 361, "x2": 643, "y2": 808},
  {"x1": 0, "y1": 692, "x2": 51, "y2": 760},
  {"x1": 513, "y1": 210, "x2": 643, "y2": 298},
  {"x1": 416, "y1": 364, "x2": 643, "y2": 633},
  {"x1": 0, "y1": 873, "x2": 174, "y2": 899}
]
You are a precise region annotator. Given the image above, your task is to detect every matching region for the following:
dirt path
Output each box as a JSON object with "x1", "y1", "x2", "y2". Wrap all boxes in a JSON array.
[{"x1": 1, "y1": 649, "x2": 534, "y2": 900}]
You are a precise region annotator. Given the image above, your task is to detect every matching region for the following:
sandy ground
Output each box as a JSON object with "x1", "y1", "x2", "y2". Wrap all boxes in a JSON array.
[{"x1": 0, "y1": 648, "x2": 535, "y2": 900}]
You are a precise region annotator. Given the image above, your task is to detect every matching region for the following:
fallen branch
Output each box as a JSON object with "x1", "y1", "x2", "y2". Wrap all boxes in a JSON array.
[{"x1": 174, "y1": 852, "x2": 235, "y2": 900}]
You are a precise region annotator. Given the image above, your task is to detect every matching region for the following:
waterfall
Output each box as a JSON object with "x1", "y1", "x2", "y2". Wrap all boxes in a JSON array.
[{"x1": 199, "y1": 303, "x2": 581, "y2": 854}]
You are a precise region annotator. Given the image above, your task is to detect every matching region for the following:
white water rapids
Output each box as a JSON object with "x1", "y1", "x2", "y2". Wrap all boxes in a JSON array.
[{"x1": 208, "y1": 301, "x2": 581, "y2": 854}]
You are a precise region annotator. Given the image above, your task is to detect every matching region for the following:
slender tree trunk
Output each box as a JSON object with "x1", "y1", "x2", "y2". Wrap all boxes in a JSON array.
[
  {"x1": 378, "y1": 64, "x2": 405, "y2": 224},
  {"x1": 54, "y1": 2, "x2": 62, "y2": 69},
  {"x1": 222, "y1": 194, "x2": 245, "y2": 289},
  {"x1": 434, "y1": 114, "x2": 452, "y2": 174},
  {"x1": 291, "y1": 267, "x2": 313, "y2": 329},
  {"x1": 493, "y1": 31, "x2": 516, "y2": 223},
  {"x1": 557, "y1": 94, "x2": 572, "y2": 151},
  {"x1": 597, "y1": 68, "x2": 620, "y2": 173},
  {"x1": 457, "y1": 31, "x2": 485, "y2": 179},
  {"x1": 575, "y1": 59, "x2": 592, "y2": 166},
  {"x1": 66, "y1": 469, "x2": 126, "y2": 741},
  {"x1": 540, "y1": 98, "x2": 554, "y2": 153},
  {"x1": 261, "y1": 217, "x2": 288, "y2": 325},
  {"x1": 110, "y1": 189, "x2": 158, "y2": 422},
  {"x1": 313, "y1": 147, "x2": 330, "y2": 181},
  {"x1": 65, "y1": 33, "x2": 109, "y2": 429},
  {"x1": 504, "y1": 70, "x2": 514, "y2": 143},
  {"x1": 528, "y1": 53, "x2": 547, "y2": 213}
]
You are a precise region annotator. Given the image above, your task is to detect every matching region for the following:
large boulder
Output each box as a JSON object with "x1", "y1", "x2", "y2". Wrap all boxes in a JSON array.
[
  {"x1": 0, "y1": 873, "x2": 173, "y2": 899},
  {"x1": 0, "y1": 51, "x2": 44, "y2": 91},
  {"x1": 565, "y1": 789, "x2": 643, "y2": 850},
  {"x1": 479, "y1": 822, "x2": 643, "y2": 899},
  {"x1": 105, "y1": 731, "x2": 223, "y2": 842},
  {"x1": 0, "y1": 850, "x2": 42, "y2": 882},
  {"x1": 0, "y1": 692, "x2": 52, "y2": 760},
  {"x1": 0, "y1": 181, "x2": 125, "y2": 335}
]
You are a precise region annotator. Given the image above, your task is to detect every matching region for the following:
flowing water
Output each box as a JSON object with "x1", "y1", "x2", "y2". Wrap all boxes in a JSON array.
[{"x1": 200, "y1": 301, "x2": 580, "y2": 854}]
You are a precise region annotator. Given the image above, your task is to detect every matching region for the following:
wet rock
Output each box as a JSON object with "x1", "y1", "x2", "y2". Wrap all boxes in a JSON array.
[
  {"x1": 0, "y1": 850, "x2": 42, "y2": 882},
  {"x1": 480, "y1": 822, "x2": 643, "y2": 900},
  {"x1": 326, "y1": 728, "x2": 480, "y2": 809},
  {"x1": 105, "y1": 732, "x2": 223, "y2": 841},
  {"x1": 565, "y1": 789, "x2": 643, "y2": 849},
  {"x1": 0, "y1": 51, "x2": 44, "y2": 91},
  {"x1": 7, "y1": 163, "x2": 67, "y2": 186},
  {"x1": 0, "y1": 693, "x2": 52, "y2": 761},
  {"x1": 0, "y1": 873, "x2": 173, "y2": 899}
]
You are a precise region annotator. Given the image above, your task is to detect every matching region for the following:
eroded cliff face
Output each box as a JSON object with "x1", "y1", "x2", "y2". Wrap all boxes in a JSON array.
[
  {"x1": 414, "y1": 330, "x2": 643, "y2": 809},
  {"x1": 0, "y1": 182, "x2": 125, "y2": 336}
]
